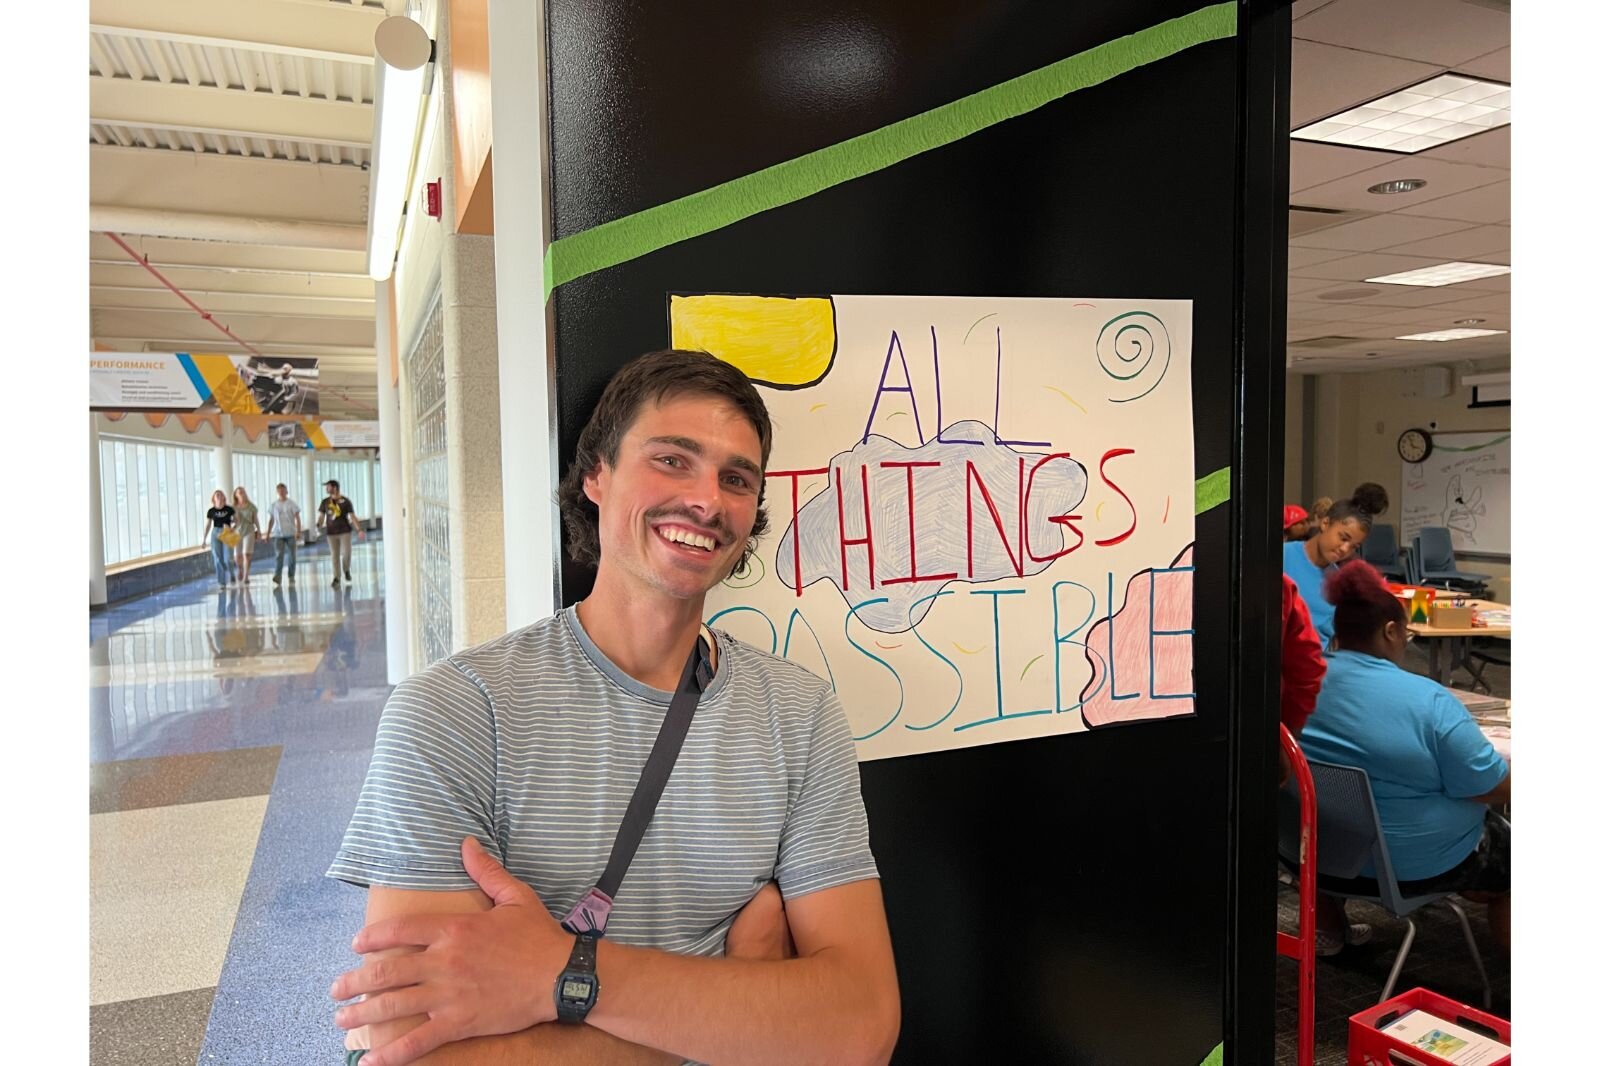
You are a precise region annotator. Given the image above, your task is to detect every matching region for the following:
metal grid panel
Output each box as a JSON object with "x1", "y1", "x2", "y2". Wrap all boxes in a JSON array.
[
  {"x1": 88, "y1": 31, "x2": 373, "y2": 165},
  {"x1": 408, "y1": 294, "x2": 451, "y2": 666}
]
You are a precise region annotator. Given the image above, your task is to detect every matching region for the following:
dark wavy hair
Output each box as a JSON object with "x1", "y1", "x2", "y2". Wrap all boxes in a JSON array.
[
  {"x1": 1325, "y1": 559, "x2": 1405, "y2": 648},
  {"x1": 1350, "y1": 481, "x2": 1389, "y2": 517},
  {"x1": 557, "y1": 350, "x2": 772, "y2": 575},
  {"x1": 1325, "y1": 497, "x2": 1373, "y2": 531}
]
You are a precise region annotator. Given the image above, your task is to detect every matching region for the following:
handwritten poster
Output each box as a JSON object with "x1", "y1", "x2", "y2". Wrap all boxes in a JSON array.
[{"x1": 675, "y1": 294, "x2": 1196, "y2": 761}]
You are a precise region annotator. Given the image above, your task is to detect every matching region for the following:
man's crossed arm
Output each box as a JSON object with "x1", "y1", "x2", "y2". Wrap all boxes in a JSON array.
[{"x1": 331, "y1": 838, "x2": 899, "y2": 1066}]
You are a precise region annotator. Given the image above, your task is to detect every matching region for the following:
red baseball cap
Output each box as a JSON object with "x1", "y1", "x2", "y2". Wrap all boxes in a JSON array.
[{"x1": 1283, "y1": 504, "x2": 1308, "y2": 530}]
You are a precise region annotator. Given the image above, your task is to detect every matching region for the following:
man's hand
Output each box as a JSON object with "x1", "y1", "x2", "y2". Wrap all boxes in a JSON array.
[
  {"x1": 726, "y1": 882, "x2": 795, "y2": 962},
  {"x1": 331, "y1": 838, "x2": 570, "y2": 1066}
]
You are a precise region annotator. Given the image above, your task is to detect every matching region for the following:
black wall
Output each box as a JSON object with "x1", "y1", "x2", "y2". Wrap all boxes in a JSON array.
[{"x1": 545, "y1": 3, "x2": 1289, "y2": 1060}]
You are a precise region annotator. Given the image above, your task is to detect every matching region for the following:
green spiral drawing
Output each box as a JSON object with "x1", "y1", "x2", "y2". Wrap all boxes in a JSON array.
[{"x1": 1096, "y1": 311, "x2": 1171, "y2": 403}]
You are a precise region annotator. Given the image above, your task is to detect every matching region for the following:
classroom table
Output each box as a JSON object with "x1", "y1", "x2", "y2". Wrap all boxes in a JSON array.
[{"x1": 1407, "y1": 600, "x2": 1511, "y2": 686}]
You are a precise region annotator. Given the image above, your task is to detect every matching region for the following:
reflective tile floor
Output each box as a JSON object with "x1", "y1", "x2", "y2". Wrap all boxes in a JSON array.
[{"x1": 90, "y1": 540, "x2": 391, "y2": 1064}]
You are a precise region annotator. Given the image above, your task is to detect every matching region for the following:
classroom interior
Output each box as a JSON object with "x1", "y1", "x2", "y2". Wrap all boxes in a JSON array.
[{"x1": 83, "y1": 1, "x2": 1519, "y2": 1064}]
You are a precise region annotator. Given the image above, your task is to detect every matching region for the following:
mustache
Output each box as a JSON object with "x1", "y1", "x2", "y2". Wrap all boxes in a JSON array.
[{"x1": 645, "y1": 506, "x2": 733, "y2": 543}]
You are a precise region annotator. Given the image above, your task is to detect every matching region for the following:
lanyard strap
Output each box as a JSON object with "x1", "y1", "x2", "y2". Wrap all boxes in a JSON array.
[{"x1": 562, "y1": 635, "x2": 713, "y2": 936}]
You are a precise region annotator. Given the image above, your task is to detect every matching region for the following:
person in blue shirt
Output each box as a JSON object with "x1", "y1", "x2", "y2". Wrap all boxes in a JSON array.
[
  {"x1": 1299, "y1": 560, "x2": 1511, "y2": 955},
  {"x1": 1282, "y1": 497, "x2": 1371, "y2": 648}
]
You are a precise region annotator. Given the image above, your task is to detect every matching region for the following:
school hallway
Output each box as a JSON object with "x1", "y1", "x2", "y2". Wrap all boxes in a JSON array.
[{"x1": 89, "y1": 539, "x2": 389, "y2": 1064}]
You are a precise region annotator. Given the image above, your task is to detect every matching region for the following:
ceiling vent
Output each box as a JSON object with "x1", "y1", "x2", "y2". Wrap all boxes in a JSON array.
[
  {"x1": 1292, "y1": 335, "x2": 1367, "y2": 349},
  {"x1": 1317, "y1": 286, "x2": 1382, "y2": 301},
  {"x1": 1288, "y1": 203, "x2": 1358, "y2": 238}
]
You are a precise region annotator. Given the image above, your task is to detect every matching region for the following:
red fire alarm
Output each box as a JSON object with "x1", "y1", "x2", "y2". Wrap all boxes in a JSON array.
[{"x1": 425, "y1": 180, "x2": 442, "y2": 219}]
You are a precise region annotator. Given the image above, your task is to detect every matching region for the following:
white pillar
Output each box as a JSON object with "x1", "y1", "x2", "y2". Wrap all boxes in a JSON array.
[
  {"x1": 376, "y1": 284, "x2": 412, "y2": 684},
  {"x1": 489, "y1": 0, "x2": 559, "y2": 626},
  {"x1": 364, "y1": 454, "x2": 377, "y2": 521},
  {"x1": 89, "y1": 413, "x2": 108, "y2": 607},
  {"x1": 303, "y1": 451, "x2": 317, "y2": 542},
  {"x1": 214, "y1": 413, "x2": 234, "y2": 496}
]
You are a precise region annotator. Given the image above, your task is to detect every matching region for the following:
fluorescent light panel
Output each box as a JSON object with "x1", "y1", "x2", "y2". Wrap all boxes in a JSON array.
[
  {"x1": 1394, "y1": 328, "x2": 1507, "y2": 342},
  {"x1": 1364, "y1": 261, "x2": 1511, "y2": 287},
  {"x1": 367, "y1": 17, "x2": 433, "y2": 282},
  {"x1": 1291, "y1": 73, "x2": 1510, "y2": 154}
]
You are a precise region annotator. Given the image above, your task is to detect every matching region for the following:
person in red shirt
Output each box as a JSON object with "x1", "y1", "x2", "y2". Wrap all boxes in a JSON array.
[{"x1": 1280, "y1": 574, "x2": 1327, "y2": 784}]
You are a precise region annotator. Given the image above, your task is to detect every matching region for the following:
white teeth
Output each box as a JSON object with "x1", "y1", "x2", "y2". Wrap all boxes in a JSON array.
[{"x1": 659, "y1": 527, "x2": 714, "y2": 551}]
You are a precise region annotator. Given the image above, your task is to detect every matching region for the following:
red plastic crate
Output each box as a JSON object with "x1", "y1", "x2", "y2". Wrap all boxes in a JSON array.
[{"x1": 1348, "y1": 987, "x2": 1509, "y2": 1066}]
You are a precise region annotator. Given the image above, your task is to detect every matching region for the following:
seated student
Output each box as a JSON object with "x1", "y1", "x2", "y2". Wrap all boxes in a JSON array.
[
  {"x1": 1298, "y1": 561, "x2": 1510, "y2": 956},
  {"x1": 1278, "y1": 573, "x2": 1326, "y2": 785},
  {"x1": 1283, "y1": 497, "x2": 1371, "y2": 647}
]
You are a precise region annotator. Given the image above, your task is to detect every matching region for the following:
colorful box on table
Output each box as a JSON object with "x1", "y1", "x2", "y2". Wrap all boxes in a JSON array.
[{"x1": 1388, "y1": 584, "x2": 1437, "y2": 624}]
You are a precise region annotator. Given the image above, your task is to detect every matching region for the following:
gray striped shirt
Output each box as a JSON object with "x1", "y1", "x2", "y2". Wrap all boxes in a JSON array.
[{"x1": 328, "y1": 605, "x2": 878, "y2": 957}]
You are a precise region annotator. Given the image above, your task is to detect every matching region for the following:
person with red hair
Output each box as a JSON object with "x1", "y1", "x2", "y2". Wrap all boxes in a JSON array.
[{"x1": 1297, "y1": 561, "x2": 1510, "y2": 956}]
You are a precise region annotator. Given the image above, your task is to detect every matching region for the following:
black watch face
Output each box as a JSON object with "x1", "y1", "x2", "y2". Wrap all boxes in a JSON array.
[{"x1": 560, "y1": 974, "x2": 596, "y2": 1004}]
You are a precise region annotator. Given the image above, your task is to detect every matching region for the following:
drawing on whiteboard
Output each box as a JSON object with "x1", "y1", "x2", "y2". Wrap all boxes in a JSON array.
[
  {"x1": 1441, "y1": 475, "x2": 1485, "y2": 542},
  {"x1": 681, "y1": 293, "x2": 1197, "y2": 761}
]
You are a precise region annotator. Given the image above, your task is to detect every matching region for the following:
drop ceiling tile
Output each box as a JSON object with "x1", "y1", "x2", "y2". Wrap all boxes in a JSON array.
[
  {"x1": 1356, "y1": 307, "x2": 1471, "y2": 327},
  {"x1": 1292, "y1": 251, "x2": 1443, "y2": 281},
  {"x1": 1290, "y1": 141, "x2": 1392, "y2": 193},
  {"x1": 1355, "y1": 286, "x2": 1494, "y2": 308},
  {"x1": 1381, "y1": 224, "x2": 1510, "y2": 261},
  {"x1": 1293, "y1": 0, "x2": 1509, "y2": 68},
  {"x1": 1290, "y1": 302, "x2": 1387, "y2": 322},
  {"x1": 1291, "y1": 213, "x2": 1474, "y2": 252},
  {"x1": 1428, "y1": 292, "x2": 1510, "y2": 316},
  {"x1": 1287, "y1": 277, "x2": 1355, "y2": 299},
  {"x1": 1293, "y1": 155, "x2": 1505, "y2": 212},
  {"x1": 1457, "y1": 46, "x2": 1510, "y2": 82},
  {"x1": 1393, "y1": 180, "x2": 1509, "y2": 224},
  {"x1": 1448, "y1": 271, "x2": 1510, "y2": 292},
  {"x1": 1292, "y1": 0, "x2": 1339, "y2": 17},
  {"x1": 1290, "y1": 39, "x2": 1442, "y2": 128},
  {"x1": 1287, "y1": 245, "x2": 1357, "y2": 270},
  {"x1": 1422, "y1": 124, "x2": 1510, "y2": 168}
]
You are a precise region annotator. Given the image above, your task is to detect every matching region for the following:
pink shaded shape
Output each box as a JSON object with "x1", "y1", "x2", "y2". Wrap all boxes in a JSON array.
[{"x1": 1080, "y1": 544, "x2": 1195, "y2": 727}]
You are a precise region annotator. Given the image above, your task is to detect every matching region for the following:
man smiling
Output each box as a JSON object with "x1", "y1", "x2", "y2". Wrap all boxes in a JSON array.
[{"x1": 328, "y1": 349, "x2": 899, "y2": 1065}]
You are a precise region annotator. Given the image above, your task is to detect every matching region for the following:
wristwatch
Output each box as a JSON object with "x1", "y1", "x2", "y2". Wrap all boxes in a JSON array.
[{"x1": 554, "y1": 933, "x2": 600, "y2": 1024}]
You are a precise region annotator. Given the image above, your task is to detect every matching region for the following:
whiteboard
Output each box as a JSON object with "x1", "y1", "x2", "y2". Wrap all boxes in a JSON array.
[
  {"x1": 675, "y1": 293, "x2": 1196, "y2": 762},
  {"x1": 1400, "y1": 430, "x2": 1510, "y2": 556}
]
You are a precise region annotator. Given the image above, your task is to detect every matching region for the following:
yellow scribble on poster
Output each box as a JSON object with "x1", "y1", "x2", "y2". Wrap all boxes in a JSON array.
[
  {"x1": 192, "y1": 354, "x2": 262, "y2": 414},
  {"x1": 669, "y1": 294, "x2": 836, "y2": 389}
]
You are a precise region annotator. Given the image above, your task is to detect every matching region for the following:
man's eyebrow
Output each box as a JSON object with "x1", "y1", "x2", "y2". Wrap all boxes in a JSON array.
[{"x1": 644, "y1": 435, "x2": 763, "y2": 479}]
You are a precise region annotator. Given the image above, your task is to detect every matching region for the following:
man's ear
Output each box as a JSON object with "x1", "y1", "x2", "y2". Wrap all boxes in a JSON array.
[{"x1": 582, "y1": 463, "x2": 605, "y2": 507}]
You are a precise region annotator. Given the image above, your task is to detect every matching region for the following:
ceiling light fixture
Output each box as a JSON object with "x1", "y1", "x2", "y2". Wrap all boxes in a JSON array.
[
  {"x1": 1365, "y1": 261, "x2": 1511, "y2": 287},
  {"x1": 1368, "y1": 179, "x2": 1428, "y2": 194},
  {"x1": 367, "y1": 16, "x2": 435, "y2": 282},
  {"x1": 1452, "y1": 318, "x2": 1486, "y2": 326},
  {"x1": 1395, "y1": 328, "x2": 1507, "y2": 342},
  {"x1": 1291, "y1": 73, "x2": 1510, "y2": 154}
]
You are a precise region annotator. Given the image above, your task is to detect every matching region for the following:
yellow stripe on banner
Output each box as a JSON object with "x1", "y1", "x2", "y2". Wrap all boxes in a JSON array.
[
  {"x1": 191, "y1": 354, "x2": 261, "y2": 414},
  {"x1": 305, "y1": 424, "x2": 332, "y2": 450}
]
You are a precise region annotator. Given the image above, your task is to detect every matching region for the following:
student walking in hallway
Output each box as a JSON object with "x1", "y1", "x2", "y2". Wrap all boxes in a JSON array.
[
  {"x1": 317, "y1": 479, "x2": 364, "y2": 588},
  {"x1": 266, "y1": 483, "x2": 302, "y2": 585}
]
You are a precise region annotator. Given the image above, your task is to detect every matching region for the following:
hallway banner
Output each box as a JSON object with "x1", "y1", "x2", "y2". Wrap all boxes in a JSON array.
[
  {"x1": 268, "y1": 420, "x2": 379, "y2": 450},
  {"x1": 91, "y1": 353, "x2": 320, "y2": 415}
]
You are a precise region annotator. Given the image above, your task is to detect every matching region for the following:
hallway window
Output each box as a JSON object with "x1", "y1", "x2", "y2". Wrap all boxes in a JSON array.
[
  {"x1": 231, "y1": 452, "x2": 304, "y2": 512},
  {"x1": 314, "y1": 458, "x2": 380, "y2": 518},
  {"x1": 99, "y1": 437, "x2": 211, "y2": 566}
]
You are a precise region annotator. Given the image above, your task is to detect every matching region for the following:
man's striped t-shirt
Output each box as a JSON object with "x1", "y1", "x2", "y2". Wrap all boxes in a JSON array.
[{"x1": 327, "y1": 605, "x2": 878, "y2": 957}]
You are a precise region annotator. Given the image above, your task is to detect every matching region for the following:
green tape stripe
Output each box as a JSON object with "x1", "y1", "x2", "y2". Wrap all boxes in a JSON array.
[
  {"x1": 1435, "y1": 433, "x2": 1509, "y2": 453},
  {"x1": 544, "y1": 2, "x2": 1235, "y2": 299},
  {"x1": 1199, "y1": 1041, "x2": 1224, "y2": 1066},
  {"x1": 1195, "y1": 467, "x2": 1230, "y2": 515}
]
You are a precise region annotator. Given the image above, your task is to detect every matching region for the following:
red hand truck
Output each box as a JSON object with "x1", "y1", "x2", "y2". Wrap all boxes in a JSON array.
[{"x1": 1277, "y1": 724, "x2": 1318, "y2": 1066}]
